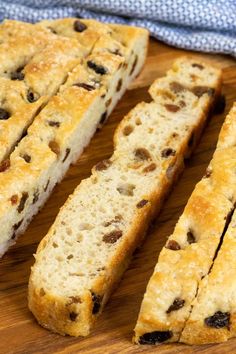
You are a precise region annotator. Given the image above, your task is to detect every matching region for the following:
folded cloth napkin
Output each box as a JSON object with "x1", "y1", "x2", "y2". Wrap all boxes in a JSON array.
[{"x1": 1, "y1": 0, "x2": 236, "y2": 57}]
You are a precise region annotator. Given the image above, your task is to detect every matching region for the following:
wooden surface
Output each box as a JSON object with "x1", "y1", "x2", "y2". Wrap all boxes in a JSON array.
[{"x1": 1, "y1": 39, "x2": 236, "y2": 354}]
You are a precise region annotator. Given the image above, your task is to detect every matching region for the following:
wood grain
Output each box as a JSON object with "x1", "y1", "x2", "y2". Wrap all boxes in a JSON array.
[{"x1": 0, "y1": 39, "x2": 236, "y2": 354}]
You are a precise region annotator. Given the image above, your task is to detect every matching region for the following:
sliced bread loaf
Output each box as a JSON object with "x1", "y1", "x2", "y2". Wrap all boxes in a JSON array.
[
  {"x1": 134, "y1": 103, "x2": 236, "y2": 345},
  {"x1": 28, "y1": 57, "x2": 222, "y2": 337}
]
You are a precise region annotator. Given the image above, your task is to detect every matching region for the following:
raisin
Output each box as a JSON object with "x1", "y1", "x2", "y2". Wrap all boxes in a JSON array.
[
  {"x1": 0, "y1": 108, "x2": 10, "y2": 120},
  {"x1": 192, "y1": 86, "x2": 215, "y2": 98},
  {"x1": 161, "y1": 148, "x2": 176, "y2": 158},
  {"x1": 17, "y1": 192, "x2": 28, "y2": 213},
  {"x1": 143, "y1": 163, "x2": 156, "y2": 173},
  {"x1": 73, "y1": 20, "x2": 87, "y2": 32},
  {"x1": 116, "y1": 78, "x2": 122, "y2": 92},
  {"x1": 214, "y1": 94, "x2": 226, "y2": 115},
  {"x1": 134, "y1": 148, "x2": 151, "y2": 161},
  {"x1": 62, "y1": 148, "x2": 71, "y2": 162},
  {"x1": 32, "y1": 190, "x2": 39, "y2": 204},
  {"x1": 164, "y1": 104, "x2": 180, "y2": 112},
  {"x1": 166, "y1": 239, "x2": 181, "y2": 250},
  {"x1": 105, "y1": 98, "x2": 112, "y2": 107},
  {"x1": 139, "y1": 331, "x2": 173, "y2": 344},
  {"x1": 48, "y1": 121, "x2": 60, "y2": 127},
  {"x1": 0, "y1": 159, "x2": 10, "y2": 172},
  {"x1": 103, "y1": 230, "x2": 123, "y2": 244},
  {"x1": 87, "y1": 61, "x2": 107, "y2": 75},
  {"x1": 69, "y1": 311, "x2": 78, "y2": 321},
  {"x1": 205, "y1": 311, "x2": 230, "y2": 329},
  {"x1": 136, "y1": 199, "x2": 148, "y2": 208},
  {"x1": 48, "y1": 26, "x2": 57, "y2": 34},
  {"x1": 169, "y1": 81, "x2": 185, "y2": 93},
  {"x1": 99, "y1": 111, "x2": 107, "y2": 125},
  {"x1": 103, "y1": 215, "x2": 122, "y2": 227},
  {"x1": 27, "y1": 90, "x2": 38, "y2": 103},
  {"x1": 166, "y1": 298, "x2": 185, "y2": 313},
  {"x1": 49, "y1": 140, "x2": 60, "y2": 156},
  {"x1": 74, "y1": 82, "x2": 96, "y2": 91},
  {"x1": 11, "y1": 67, "x2": 24, "y2": 80},
  {"x1": 21, "y1": 153, "x2": 31, "y2": 163},
  {"x1": 13, "y1": 219, "x2": 23, "y2": 231},
  {"x1": 10, "y1": 194, "x2": 18, "y2": 205},
  {"x1": 91, "y1": 292, "x2": 102, "y2": 314},
  {"x1": 192, "y1": 63, "x2": 204, "y2": 70},
  {"x1": 179, "y1": 100, "x2": 186, "y2": 108},
  {"x1": 95, "y1": 159, "x2": 111, "y2": 171},
  {"x1": 44, "y1": 179, "x2": 50, "y2": 192},
  {"x1": 187, "y1": 230, "x2": 196, "y2": 244},
  {"x1": 130, "y1": 55, "x2": 138, "y2": 75},
  {"x1": 123, "y1": 125, "x2": 133, "y2": 136}
]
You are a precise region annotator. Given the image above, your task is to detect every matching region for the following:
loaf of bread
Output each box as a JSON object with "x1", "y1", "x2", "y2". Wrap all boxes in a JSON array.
[
  {"x1": 28, "y1": 57, "x2": 222, "y2": 337},
  {"x1": 0, "y1": 20, "x2": 148, "y2": 257},
  {"x1": 180, "y1": 103, "x2": 236, "y2": 345},
  {"x1": 134, "y1": 103, "x2": 236, "y2": 346}
]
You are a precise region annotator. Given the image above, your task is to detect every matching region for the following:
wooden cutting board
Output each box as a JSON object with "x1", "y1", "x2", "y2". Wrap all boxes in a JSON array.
[{"x1": 0, "y1": 38, "x2": 236, "y2": 354}]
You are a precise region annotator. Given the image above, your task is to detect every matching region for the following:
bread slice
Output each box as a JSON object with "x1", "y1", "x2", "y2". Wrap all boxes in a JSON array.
[
  {"x1": 134, "y1": 103, "x2": 236, "y2": 346},
  {"x1": 0, "y1": 24, "x2": 148, "y2": 257},
  {"x1": 180, "y1": 103, "x2": 236, "y2": 345},
  {"x1": 28, "y1": 57, "x2": 222, "y2": 337}
]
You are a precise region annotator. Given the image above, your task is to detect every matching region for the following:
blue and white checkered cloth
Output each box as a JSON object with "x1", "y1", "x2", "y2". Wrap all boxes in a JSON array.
[{"x1": 1, "y1": 0, "x2": 236, "y2": 57}]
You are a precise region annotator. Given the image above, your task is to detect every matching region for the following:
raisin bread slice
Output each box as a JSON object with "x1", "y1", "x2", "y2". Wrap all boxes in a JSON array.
[
  {"x1": 134, "y1": 104, "x2": 236, "y2": 345},
  {"x1": 0, "y1": 28, "x2": 148, "y2": 257},
  {"x1": 28, "y1": 57, "x2": 222, "y2": 337},
  {"x1": 180, "y1": 103, "x2": 236, "y2": 345}
]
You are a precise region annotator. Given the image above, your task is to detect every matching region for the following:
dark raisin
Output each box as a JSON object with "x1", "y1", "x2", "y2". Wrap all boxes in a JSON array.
[
  {"x1": 11, "y1": 232, "x2": 16, "y2": 240},
  {"x1": 123, "y1": 125, "x2": 133, "y2": 136},
  {"x1": 21, "y1": 153, "x2": 31, "y2": 163},
  {"x1": 74, "y1": 82, "x2": 96, "y2": 91},
  {"x1": 169, "y1": 81, "x2": 185, "y2": 93},
  {"x1": 164, "y1": 104, "x2": 180, "y2": 112},
  {"x1": 62, "y1": 148, "x2": 71, "y2": 162},
  {"x1": 95, "y1": 159, "x2": 111, "y2": 171},
  {"x1": 166, "y1": 298, "x2": 185, "y2": 313},
  {"x1": 188, "y1": 132, "x2": 195, "y2": 147},
  {"x1": 187, "y1": 230, "x2": 196, "y2": 244},
  {"x1": 73, "y1": 20, "x2": 87, "y2": 32},
  {"x1": 87, "y1": 61, "x2": 107, "y2": 75},
  {"x1": 136, "y1": 199, "x2": 148, "y2": 208},
  {"x1": 10, "y1": 194, "x2": 18, "y2": 205},
  {"x1": 91, "y1": 292, "x2": 102, "y2": 314},
  {"x1": 99, "y1": 111, "x2": 107, "y2": 125},
  {"x1": 13, "y1": 219, "x2": 23, "y2": 231},
  {"x1": 116, "y1": 79, "x2": 122, "y2": 92},
  {"x1": 48, "y1": 121, "x2": 60, "y2": 128},
  {"x1": 166, "y1": 239, "x2": 181, "y2": 250},
  {"x1": 192, "y1": 63, "x2": 204, "y2": 70},
  {"x1": 17, "y1": 192, "x2": 28, "y2": 213},
  {"x1": 204, "y1": 168, "x2": 212, "y2": 178},
  {"x1": 0, "y1": 108, "x2": 10, "y2": 120},
  {"x1": 214, "y1": 94, "x2": 226, "y2": 115},
  {"x1": 205, "y1": 311, "x2": 230, "y2": 329},
  {"x1": 11, "y1": 68, "x2": 24, "y2": 81},
  {"x1": 134, "y1": 148, "x2": 151, "y2": 161},
  {"x1": 130, "y1": 55, "x2": 138, "y2": 76},
  {"x1": 0, "y1": 159, "x2": 10, "y2": 172},
  {"x1": 103, "y1": 230, "x2": 123, "y2": 244},
  {"x1": 105, "y1": 98, "x2": 112, "y2": 107},
  {"x1": 27, "y1": 90, "x2": 38, "y2": 103},
  {"x1": 143, "y1": 163, "x2": 156, "y2": 173},
  {"x1": 139, "y1": 331, "x2": 173, "y2": 344},
  {"x1": 49, "y1": 140, "x2": 60, "y2": 156},
  {"x1": 179, "y1": 100, "x2": 186, "y2": 108},
  {"x1": 32, "y1": 190, "x2": 39, "y2": 204},
  {"x1": 161, "y1": 148, "x2": 176, "y2": 158},
  {"x1": 192, "y1": 86, "x2": 215, "y2": 98},
  {"x1": 69, "y1": 311, "x2": 78, "y2": 321}
]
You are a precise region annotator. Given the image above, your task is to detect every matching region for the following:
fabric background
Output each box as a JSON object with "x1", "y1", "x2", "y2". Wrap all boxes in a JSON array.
[{"x1": 0, "y1": 0, "x2": 236, "y2": 57}]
